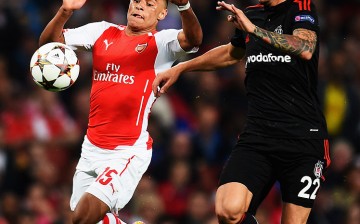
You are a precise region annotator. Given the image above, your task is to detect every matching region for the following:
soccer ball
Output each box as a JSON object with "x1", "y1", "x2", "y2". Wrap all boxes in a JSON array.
[{"x1": 30, "y1": 42, "x2": 80, "y2": 92}]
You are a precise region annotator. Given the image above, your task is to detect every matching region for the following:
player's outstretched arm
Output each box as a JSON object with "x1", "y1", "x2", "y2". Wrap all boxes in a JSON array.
[
  {"x1": 152, "y1": 43, "x2": 244, "y2": 97},
  {"x1": 252, "y1": 26, "x2": 317, "y2": 60},
  {"x1": 39, "y1": 0, "x2": 87, "y2": 46},
  {"x1": 171, "y1": 0, "x2": 203, "y2": 51},
  {"x1": 217, "y1": 1, "x2": 317, "y2": 60}
]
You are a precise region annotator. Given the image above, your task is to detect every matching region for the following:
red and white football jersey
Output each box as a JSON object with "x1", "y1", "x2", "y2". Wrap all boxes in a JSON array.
[{"x1": 63, "y1": 21, "x2": 195, "y2": 150}]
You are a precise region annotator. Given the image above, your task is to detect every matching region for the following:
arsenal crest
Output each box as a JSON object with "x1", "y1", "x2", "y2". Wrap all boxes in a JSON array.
[{"x1": 135, "y1": 43, "x2": 148, "y2": 53}]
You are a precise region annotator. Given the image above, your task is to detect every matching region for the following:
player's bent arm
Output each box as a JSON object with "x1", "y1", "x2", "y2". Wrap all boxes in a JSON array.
[
  {"x1": 177, "y1": 6, "x2": 203, "y2": 51},
  {"x1": 39, "y1": 7, "x2": 73, "y2": 46},
  {"x1": 152, "y1": 43, "x2": 244, "y2": 96},
  {"x1": 251, "y1": 26, "x2": 317, "y2": 60},
  {"x1": 177, "y1": 43, "x2": 244, "y2": 72}
]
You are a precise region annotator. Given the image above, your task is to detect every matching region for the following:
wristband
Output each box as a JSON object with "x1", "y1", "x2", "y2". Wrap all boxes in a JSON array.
[{"x1": 177, "y1": 1, "x2": 191, "y2": 11}]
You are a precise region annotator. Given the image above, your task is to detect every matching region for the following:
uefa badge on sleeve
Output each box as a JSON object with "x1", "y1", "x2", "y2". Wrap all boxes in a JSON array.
[{"x1": 313, "y1": 160, "x2": 324, "y2": 179}]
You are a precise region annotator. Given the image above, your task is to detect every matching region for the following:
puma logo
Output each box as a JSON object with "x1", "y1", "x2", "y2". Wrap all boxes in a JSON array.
[
  {"x1": 104, "y1": 39, "x2": 113, "y2": 50},
  {"x1": 110, "y1": 183, "x2": 116, "y2": 194}
]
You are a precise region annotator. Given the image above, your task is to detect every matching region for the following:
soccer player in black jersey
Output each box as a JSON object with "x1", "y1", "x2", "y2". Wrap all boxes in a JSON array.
[{"x1": 152, "y1": 0, "x2": 330, "y2": 223}]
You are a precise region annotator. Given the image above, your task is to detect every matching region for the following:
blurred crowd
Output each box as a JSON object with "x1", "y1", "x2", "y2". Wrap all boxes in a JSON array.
[{"x1": 0, "y1": 0, "x2": 360, "y2": 223}]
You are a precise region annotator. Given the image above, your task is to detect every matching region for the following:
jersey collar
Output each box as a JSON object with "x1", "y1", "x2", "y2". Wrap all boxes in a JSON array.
[{"x1": 264, "y1": 0, "x2": 292, "y2": 12}]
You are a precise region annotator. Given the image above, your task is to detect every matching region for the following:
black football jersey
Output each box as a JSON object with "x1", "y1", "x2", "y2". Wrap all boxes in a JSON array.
[{"x1": 231, "y1": 0, "x2": 328, "y2": 139}]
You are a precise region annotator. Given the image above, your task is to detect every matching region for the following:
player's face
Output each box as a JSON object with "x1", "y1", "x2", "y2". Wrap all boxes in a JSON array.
[{"x1": 127, "y1": 0, "x2": 167, "y2": 32}]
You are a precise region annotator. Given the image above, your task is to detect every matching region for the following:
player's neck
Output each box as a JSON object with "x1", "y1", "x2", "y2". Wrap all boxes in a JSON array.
[
  {"x1": 264, "y1": 0, "x2": 286, "y2": 7},
  {"x1": 125, "y1": 26, "x2": 156, "y2": 36}
]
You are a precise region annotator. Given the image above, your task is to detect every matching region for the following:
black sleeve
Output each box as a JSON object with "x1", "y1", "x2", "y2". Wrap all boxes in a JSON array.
[
  {"x1": 290, "y1": 2, "x2": 319, "y2": 33},
  {"x1": 230, "y1": 28, "x2": 246, "y2": 49}
]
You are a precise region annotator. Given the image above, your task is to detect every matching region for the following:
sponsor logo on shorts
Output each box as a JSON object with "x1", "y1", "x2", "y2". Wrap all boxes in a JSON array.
[{"x1": 110, "y1": 183, "x2": 115, "y2": 194}]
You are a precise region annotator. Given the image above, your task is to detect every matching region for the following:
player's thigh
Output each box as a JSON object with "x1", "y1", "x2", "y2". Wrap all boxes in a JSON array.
[
  {"x1": 70, "y1": 170, "x2": 107, "y2": 223},
  {"x1": 281, "y1": 203, "x2": 311, "y2": 224},
  {"x1": 218, "y1": 134, "x2": 276, "y2": 215},
  {"x1": 73, "y1": 192, "x2": 110, "y2": 223},
  {"x1": 278, "y1": 139, "x2": 329, "y2": 209},
  {"x1": 70, "y1": 170, "x2": 96, "y2": 211}
]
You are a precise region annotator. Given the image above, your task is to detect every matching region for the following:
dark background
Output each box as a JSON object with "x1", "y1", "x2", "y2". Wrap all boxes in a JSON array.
[{"x1": 0, "y1": 0, "x2": 360, "y2": 223}]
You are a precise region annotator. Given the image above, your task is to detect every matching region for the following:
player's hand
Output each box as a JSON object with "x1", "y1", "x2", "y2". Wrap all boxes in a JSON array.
[
  {"x1": 216, "y1": 1, "x2": 256, "y2": 33},
  {"x1": 152, "y1": 67, "x2": 181, "y2": 97},
  {"x1": 170, "y1": 0, "x2": 189, "y2": 6},
  {"x1": 62, "y1": 0, "x2": 87, "y2": 11}
]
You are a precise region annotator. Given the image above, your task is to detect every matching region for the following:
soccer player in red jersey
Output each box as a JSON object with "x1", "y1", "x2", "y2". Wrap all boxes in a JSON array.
[
  {"x1": 39, "y1": 0, "x2": 202, "y2": 223},
  {"x1": 153, "y1": 0, "x2": 329, "y2": 223}
]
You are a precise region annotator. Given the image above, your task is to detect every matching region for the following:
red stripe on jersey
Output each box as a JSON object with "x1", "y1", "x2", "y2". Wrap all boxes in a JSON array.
[
  {"x1": 323, "y1": 139, "x2": 331, "y2": 168},
  {"x1": 294, "y1": 0, "x2": 303, "y2": 10},
  {"x1": 246, "y1": 4, "x2": 264, "y2": 9},
  {"x1": 308, "y1": 0, "x2": 311, "y2": 11},
  {"x1": 147, "y1": 135, "x2": 153, "y2": 150},
  {"x1": 120, "y1": 155, "x2": 135, "y2": 176},
  {"x1": 303, "y1": 0, "x2": 307, "y2": 10}
]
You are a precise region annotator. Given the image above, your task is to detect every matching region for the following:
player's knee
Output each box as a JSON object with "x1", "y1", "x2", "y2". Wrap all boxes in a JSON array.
[{"x1": 216, "y1": 202, "x2": 246, "y2": 223}]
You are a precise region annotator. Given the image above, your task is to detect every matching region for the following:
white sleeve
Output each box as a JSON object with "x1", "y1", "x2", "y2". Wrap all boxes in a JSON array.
[
  {"x1": 155, "y1": 29, "x2": 198, "y2": 60},
  {"x1": 63, "y1": 21, "x2": 117, "y2": 51},
  {"x1": 153, "y1": 29, "x2": 199, "y2": 75}
]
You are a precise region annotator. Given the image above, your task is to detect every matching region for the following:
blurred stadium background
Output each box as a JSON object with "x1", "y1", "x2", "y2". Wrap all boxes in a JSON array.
[{"x1": 0, "y1": 0, "x2": 360, "y2": 223}]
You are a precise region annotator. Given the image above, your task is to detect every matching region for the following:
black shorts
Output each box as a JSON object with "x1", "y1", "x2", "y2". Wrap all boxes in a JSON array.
[{"x1": 218, "y1": 133, "x2": 331, "y2": 214}]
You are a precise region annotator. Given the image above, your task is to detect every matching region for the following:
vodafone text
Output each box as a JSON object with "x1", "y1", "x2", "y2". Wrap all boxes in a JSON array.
[
  {"x1": 246, "y1": 53, "x2": 291, "y2": 64},
  {"x1": 94, "y1": 63, "x2": 135, "y2": 84}
]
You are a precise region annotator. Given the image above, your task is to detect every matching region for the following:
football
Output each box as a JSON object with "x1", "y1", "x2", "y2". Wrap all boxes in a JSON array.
[{"x1": 30, "y1": 42, "x2": 80, "y2": 92}]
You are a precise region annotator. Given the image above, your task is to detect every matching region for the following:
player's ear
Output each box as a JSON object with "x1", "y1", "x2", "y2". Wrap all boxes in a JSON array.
[{"x1": 157, "y1": 9, "x2": 167, "y2": 21}]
